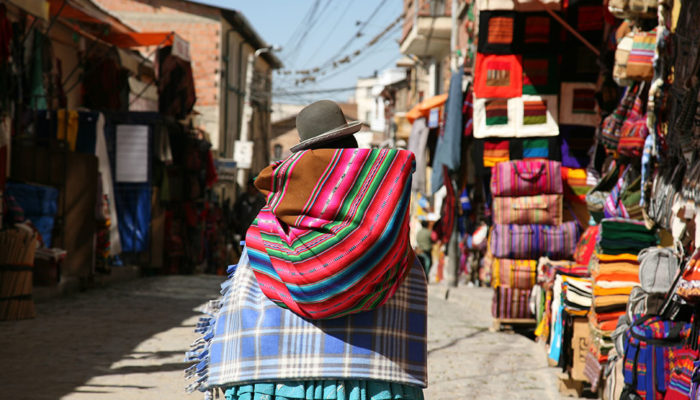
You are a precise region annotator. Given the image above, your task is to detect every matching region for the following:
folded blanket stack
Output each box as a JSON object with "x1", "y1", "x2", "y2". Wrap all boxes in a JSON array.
[{"x1": 587, "y1": 218, "x2": 657, "y2": 364}]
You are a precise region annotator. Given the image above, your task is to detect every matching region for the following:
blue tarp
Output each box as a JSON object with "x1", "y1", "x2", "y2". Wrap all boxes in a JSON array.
[
  {"x1": 103, "y1": 112, "x2": 158, "y2": 253},
  {"x1": 6, "y1": 182, "x2": 59, "y2": 246}
]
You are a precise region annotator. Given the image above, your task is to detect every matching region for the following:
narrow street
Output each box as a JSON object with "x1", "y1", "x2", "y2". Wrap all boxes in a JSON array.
[{"x1": 1, "y1": 276, "x2": 576, "y2": 400}]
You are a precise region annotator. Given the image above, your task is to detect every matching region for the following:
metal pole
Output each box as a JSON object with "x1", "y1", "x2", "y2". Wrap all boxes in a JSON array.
[{"x1": 236, "y1": 47, "x2": 274, "y2": 187}]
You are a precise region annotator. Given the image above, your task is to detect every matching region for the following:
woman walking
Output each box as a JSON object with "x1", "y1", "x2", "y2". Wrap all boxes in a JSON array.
[{"x1": 186, "y1": 100, "x2": 427, "y2": 400}]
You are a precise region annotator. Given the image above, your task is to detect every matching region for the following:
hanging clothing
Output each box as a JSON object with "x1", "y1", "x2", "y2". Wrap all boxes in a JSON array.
[
  {"x1": 56, "y1": 109, "x2": 79, "y2": 151},
  {"x1": 430, "y1": 67, "x2": 464, "y2": 194},
  {"x1": 407, "y1": 117, "x2": 429, "y2": 194},
  {"x1": 95, "y1": 113, "x2": 121, "y2": 254}
]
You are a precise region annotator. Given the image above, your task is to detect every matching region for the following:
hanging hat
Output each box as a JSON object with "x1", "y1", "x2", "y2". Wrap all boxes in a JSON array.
[{"x1": 290, "y1": 100, "x2": 362, "y2": 152}]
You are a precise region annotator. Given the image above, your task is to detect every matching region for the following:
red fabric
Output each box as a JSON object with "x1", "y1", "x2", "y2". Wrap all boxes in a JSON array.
[
  {"x1": 205, "y1": 150, "x2": 218, "y2": 188},
  {"x1": 432, "y1": 166, "x2": 456, "y2": 245},
  {"x1": 574, "y1": 225, "x2": 600, "y2": 266},
  {"x1": 474, "y1": 53, "x2": 523, "y2": 99}
]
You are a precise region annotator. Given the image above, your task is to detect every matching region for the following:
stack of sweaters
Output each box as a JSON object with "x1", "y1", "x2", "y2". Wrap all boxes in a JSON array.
[
  {"x1": 587, "y1": 218, "x2": 658, "y2": 368},
  {"x1": 489, "y1": 160, "x2": 579, "y2": 319}
]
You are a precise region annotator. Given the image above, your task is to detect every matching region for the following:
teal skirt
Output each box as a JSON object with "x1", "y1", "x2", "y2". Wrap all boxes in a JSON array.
[{"x1": 224, "y1": 380, "x2": 424, "y2": 400}]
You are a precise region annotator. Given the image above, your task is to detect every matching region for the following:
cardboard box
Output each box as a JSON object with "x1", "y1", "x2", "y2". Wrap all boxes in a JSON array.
[{"x1": 570, "y1": 317, "x2": 591, "y2": 381}]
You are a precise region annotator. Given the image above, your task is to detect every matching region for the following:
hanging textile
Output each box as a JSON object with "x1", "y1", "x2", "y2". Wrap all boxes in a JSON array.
[{"x1": 430, "y1": 66, "x2": 464, "y2": 194}]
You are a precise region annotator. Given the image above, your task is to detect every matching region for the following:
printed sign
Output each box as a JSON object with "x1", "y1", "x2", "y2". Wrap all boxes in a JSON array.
[
  {"x1": 234, "y1": 140, "x2": 253, "y2": 169},
  {"x1": 116, "y1": 125, "x2": 149, "y2": 183}
]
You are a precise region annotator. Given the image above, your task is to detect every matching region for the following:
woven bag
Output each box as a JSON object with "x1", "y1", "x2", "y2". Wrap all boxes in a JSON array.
[
  {"x1": 613, "y1": 32, "x2": 635, "y2": 86},
  {"x1": 626, "y1": 29, "x2": 657, "y2": 82},
  {"x1": 490, "y1": 159, "x2": 563, "y2": 196},
  {"x1": 492, "y1": 194, "x2": 563, "y2": 225}
]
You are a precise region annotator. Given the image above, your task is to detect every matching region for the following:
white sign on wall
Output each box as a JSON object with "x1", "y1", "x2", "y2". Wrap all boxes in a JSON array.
[
  {"x1": 233, "y1": 140, "x2": 253, "y2": 169},
  {"x1": 116, "y1": 125, "x2": 149, "y2": 183}
]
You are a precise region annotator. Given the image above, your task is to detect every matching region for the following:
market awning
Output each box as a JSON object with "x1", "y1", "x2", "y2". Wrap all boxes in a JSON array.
[
  {"x1": 104, "y1": 32, "x2": 191, "y2": 61},
  {"x1": 49, "y1": 0, "x2": 132, "y2": 34},
  {"x1": 406, "y1": 94, "x2": 449, "y2": 123}
]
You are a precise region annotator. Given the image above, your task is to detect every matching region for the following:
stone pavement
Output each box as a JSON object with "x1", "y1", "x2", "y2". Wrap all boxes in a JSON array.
[{"x1": 0, "y1": 274, "x2": 581, "y2": 400}]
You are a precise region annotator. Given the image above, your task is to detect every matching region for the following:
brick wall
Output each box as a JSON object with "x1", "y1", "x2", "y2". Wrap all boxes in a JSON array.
[{"x1": 96, "y1": 0, "x2": 222, "y2": 107}]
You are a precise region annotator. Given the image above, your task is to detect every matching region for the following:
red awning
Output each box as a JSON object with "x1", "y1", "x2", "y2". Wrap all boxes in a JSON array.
[
  {"x1": 49, "y1": 0, "x2": 132, "y2": 34},
  {"x1": 103, "y1": 32, "x2": 177, "y2": 48},
  {"x1": 406, "y1": 94, "x2": 449, "y2": 123}
]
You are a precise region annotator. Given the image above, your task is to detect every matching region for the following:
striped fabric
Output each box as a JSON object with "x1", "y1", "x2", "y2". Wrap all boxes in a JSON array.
[
  {"x1": 572, "y1": 89, "x2": 596, "y2": 114},
  {"x1": 623, "y1": 316, "x2": 689, "y2": 400},
  {"x1": 483, "y1": 140, "x2": 509, "y2": 167},
  {"x1": 486, "y1": 61, "x2": 511, "y2": 87},
  {"x1": 523, "y1": 16, "x2": 550, "y2": 44},
  {"x1": 246, "y1": 148, "x2": 416, "y2": 320},
  {"x1": 492, "y1": 287, "x2": 533, "y2": 319},
  {"x1": 523, "y1": 100, "x2": 547, "y2": 125},
  {"x1": 665, "y1": 348, "x2": 699, "y2": 399},
  {"x1": 561, "y1": 167, "x2": 591, "y2": 203},
  {"x1": 522, "y1": 138, "x2": 549, "y2": 158},
  {"x1": 627, "y1": 30, "x2": 657, "y2": 80},
  {"x1": 489, "y1": 221, "x2": 579, "y2": 260},
  {"x1": 618, "y1": 95, "x2": 648, "y2": 157},
  {"x1": 487, "y1": 16, "x2": 515, "y2": 44},
  {"x1": 485, "y1": 100, "x2": 509, "y2": 126},
  {"x1": 490, "y1": 159, "x2": 563, "y2": 196},
  {"x1": 492, "y1": 258, "x2": 537, "y2": 289},
  {"x1": 492, "y1": 194, "x2": 563, "y2": 225},
  {"x1": 600, "y1": 85, "x2": 640, "y2": 151}
]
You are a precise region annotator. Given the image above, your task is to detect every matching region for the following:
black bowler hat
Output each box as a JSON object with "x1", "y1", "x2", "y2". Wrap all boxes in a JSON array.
[{"x1": 290, "y1": 100, "x2": 362, "y2": 152}]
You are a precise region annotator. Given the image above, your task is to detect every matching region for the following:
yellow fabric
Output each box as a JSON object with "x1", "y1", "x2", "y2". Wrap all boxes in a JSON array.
[
  {"x1": 56, "y1": 109, "x2": 80, "y2": 151},
  {"x1": 483, "y1": 155, "x2": 509, "y2": 167},
  {"x1": 671, "y1": 0, "x2": 681, "y2": 32},
  {"x1": 593, "y1": 285, "x2": 635, "y2": 297},
  {"x1": 596, "y1": 253, "x2": 639, "y2": 263},
  {"x1": 66, "y1": 111, "x2": 79, "y2": 151},
  {"x1": 593, "y1": 294, "x2": 630, "y2": 308}
]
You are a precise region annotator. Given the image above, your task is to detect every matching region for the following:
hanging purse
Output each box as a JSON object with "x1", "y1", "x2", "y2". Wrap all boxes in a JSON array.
[
  {"x1": 613, "y1": 32, "x2": 635, "y2": 87},
  {"x1": 626, "y1": 28, "x2": 657, "y2": 82},
  {"x1": 599, "y1": 84, "x2": 640, "y2": 152},
  {"x1": 617, "y1": 88, "x2": 649, "y2": 158}
]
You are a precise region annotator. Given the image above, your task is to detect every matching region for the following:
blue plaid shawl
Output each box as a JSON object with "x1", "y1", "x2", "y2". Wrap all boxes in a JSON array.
[{"x1": 186, "y1": 249, "x2": 427, "y2": 394}]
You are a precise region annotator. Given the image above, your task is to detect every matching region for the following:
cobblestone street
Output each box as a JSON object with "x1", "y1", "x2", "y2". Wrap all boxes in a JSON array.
[{"x1": 1, "y1": 276, "x2": 577, "y2": 400}]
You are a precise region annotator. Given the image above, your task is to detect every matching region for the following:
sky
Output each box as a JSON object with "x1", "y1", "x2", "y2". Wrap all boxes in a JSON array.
[{"x1": 192, "y1": 0, "x2": 404, "y2": 104}]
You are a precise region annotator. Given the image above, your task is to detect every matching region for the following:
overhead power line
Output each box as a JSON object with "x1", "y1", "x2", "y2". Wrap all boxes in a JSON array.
[
  {"x1": 274, "y1": 85, "x2": 368, "y2": 96},
  {"x1": 320, "y1": 0, "x2": 390, "y2": 68},
  {"x1": 277, "y1": 13, "x2": 403, "y2": 84}
]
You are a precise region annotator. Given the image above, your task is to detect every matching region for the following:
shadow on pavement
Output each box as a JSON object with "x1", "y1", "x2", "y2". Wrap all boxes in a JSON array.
[{"x1": 0, "y1": 275, "x2": 221, "y2": 400}]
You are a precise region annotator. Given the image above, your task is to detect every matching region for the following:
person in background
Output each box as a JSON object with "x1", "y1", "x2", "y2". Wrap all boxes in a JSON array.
[
  {"x1": 232, "y1": 177, "x2": 266, "y2": 249},
  {"x1": 415, "y1": 219, "x2": 434, "y2": 276}
]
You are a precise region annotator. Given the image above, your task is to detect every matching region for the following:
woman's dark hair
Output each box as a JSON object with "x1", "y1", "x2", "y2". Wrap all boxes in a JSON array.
[{"x1": 308, "y1": 136, "x2": 358, "y2": 150}]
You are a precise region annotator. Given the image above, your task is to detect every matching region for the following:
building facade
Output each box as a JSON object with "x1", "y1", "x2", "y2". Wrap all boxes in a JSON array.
[{"x1": 95, "y1": 0, "x2": 282, "y2": 184}]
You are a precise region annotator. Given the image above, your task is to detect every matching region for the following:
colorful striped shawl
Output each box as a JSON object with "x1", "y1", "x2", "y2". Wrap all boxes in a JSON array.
[{"x1": 246, "y1": 148, "x2": 416, "y2": 320}]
